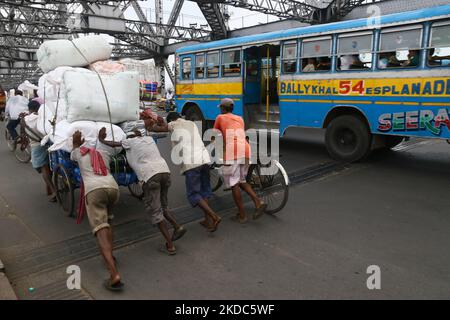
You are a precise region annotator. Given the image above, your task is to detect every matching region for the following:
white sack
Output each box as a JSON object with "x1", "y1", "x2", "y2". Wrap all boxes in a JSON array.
[
  {"x1": 37, "y1": 35, "x2": 112, "y2": 73},
  {"x1": 36, "y1": 103, "x2": 63, "y2": 137},
  {"x1": 63, "y1": 70, "x2": 140, "y2": 124},
  {"x1": 119, "y1": 120, "x2": 146, "y2": 136},
  {"x1": 37, "y1": 67, "x2": 74, "y2": 117},
  {"x1": 89, "y1": 61, "x2": 125, "y2": 74},
  {"x1": 47, "y1": 121, "x2": 126, "y2": 155},
  {"x1": 18, "y1": 80, "x2": 38, "y2": 92},
  {"x1": 120, "y1": 58, "x2": 159, "y2": 82}
]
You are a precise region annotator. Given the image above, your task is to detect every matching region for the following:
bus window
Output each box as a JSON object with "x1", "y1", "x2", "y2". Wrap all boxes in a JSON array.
[
  {"x1": 337, "y1": 33, "x2": 372, "y2": 71},
  {"x1": 207, "y1": 51, "x2": 220, "y2": 78},
  {"x1": 222, "y1": 49, "x2": 241, "y2": 77},
  {"x1": 182, "y1": 57, "x2": 192, "y2": 80},
  {"x1": 282, "y1": 42, "x2": 297, "y2": 74},
  {"x1": 428, "y1": 21, "x2": 450, "y2": 67},
  {"x1": 301, "y1": 37, "x2": 332, "y2": 72},
  {"x1": 195, "y1": 53, "x2": 205, "y2": 78},
  {"x1": 378, "y1": 26, "x2": 422, "y2": 69}
]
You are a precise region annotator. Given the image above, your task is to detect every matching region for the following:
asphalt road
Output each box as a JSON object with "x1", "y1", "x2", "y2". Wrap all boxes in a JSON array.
[{"x1": 1, "y1": 121, "x2": 450, "y2": 299}]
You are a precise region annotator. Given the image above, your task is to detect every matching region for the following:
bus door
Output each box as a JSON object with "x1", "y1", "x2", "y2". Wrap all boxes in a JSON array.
[{"x1": 243, "y1": 44, "x2": 280, "y2": 130}]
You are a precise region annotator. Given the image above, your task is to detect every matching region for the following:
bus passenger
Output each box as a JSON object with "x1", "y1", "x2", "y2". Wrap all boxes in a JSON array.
[
  {"x1": 213, "y1": 98, "x2": 267, "y2": 224},
  {"x1": 378, "y1": 53, "x2": 389, "y2": 69},
  {"x1": 302, "y1": 58, "x2": 317, "y2": 72},
  {"x1": 401, "y1": 50, "x2": 420, "y2": 67},
  {"x1": 340, "y1": 55, "x2": 365, "y2": 70},
  {"x1": 428, "y1": 48, "x2": 450, "y2": 66},
  {"x1": 316, "y1": 57, "x2": 331, "y2": 71}
]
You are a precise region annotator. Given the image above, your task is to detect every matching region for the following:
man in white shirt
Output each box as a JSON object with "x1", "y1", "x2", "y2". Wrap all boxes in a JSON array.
[
  {"x1": 156, "y1": 112, "x2": 221, "y2": 233},
  {"x1": 302, "y1": 58, "x2": 317, "y2": 72},
  {"x1": 340, "y1": 55, "x2": 357, "y2": 70},
  {"x1": 5, "y1": 90, "x2": 29, "y2": 140},
  {"x1": 23, "y1": 100, "x2": 57, "y2": 202},
  {"x1": 70, "y1": 131, "x2": 123, "y2": 291},
  {"x1": 98, "y1": 127, "x2": 186, "y2": 255}
]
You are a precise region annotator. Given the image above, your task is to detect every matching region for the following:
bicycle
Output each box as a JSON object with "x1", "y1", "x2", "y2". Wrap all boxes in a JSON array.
[
  {"x1": 4, "y1": 116, "x2": 16, "y2": 152},
  {"x1": 15, "y1": 116, "x2": 32, "y2": 163},
  {"x1": 4, "y1": 115, "x2": 32, "y2": 163},
  {"x1": 209, "y1": 158, "x2": 289, "y2": 215}
]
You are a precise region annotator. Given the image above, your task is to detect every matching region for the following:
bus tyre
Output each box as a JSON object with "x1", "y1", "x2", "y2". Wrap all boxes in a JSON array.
[
  {"x1": 325, "y1": 115, "x2": 371, "y2": 162},
  {"x1": 383, "y1": 136, "x2": 404, "y2": 149}
]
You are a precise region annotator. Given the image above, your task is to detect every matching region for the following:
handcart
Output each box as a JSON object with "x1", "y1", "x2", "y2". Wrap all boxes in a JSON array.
[
  {"x1": 50, "y1": 149, "x2": 141, "y2": 218},
  {"x1": 50, "y1": 132, "x2": 167, "y2": 218}
]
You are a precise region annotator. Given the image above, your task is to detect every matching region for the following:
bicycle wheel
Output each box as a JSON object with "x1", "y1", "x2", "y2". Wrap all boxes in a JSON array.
[
  {"x1": 209, "y1": 165, "x2": 223, "y2": 192},
  {"x1": 14, "y1": 136, "x2": 31, "y2": 163},
  {"x1": 53, "y1": 164, "x2": 75, "y2": 217},
  {"x1": 247, "y1": 161, "x2": 289, "y2": 215},
  {"x1": 5, "y1": 129, "x2": 16, "y2": 152},
  {"x1": 128, "y1": 182, "x2": 144, "y2": 199}
]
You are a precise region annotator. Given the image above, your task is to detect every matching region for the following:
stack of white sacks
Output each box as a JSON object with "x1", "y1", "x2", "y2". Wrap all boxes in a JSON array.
[{"x1": 36, "y1": 35, "x2": 141, "y2": 155}]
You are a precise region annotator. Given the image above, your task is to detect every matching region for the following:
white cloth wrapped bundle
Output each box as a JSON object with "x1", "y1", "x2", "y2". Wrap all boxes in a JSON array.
[
  {"x1": 36, "y1": 104, "x2": 56, "y2": 137},
  {"x1": 37, "y1": 66, "x2": 76, "y2": 119},
  {"x1": 120, "y1": 58, "x2": 159, "y2": 82},
  {"x1": 63, "y1": 69, "x2": 140, "y2": 124},
  {"x1": 47, "y1": 121, "x2": 126, "y2": 155},
  {"x1": 37, "y1": 36, "x2": 112, "y2": 73},
  {"x1": 89, "y1": 61, "x2": 125, "y2": 74},
  {"x1": 119, "y1": 120, "x2": 147, "y2": 136}
]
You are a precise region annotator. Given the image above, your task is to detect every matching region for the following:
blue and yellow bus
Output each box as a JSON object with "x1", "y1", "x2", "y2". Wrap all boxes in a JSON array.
[{"x1": 175, "y1": 4, "x2": 450, "y2": 161}]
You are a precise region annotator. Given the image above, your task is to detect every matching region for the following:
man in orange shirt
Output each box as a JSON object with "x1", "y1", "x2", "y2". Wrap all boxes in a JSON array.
[{"x1": 213, "y1": 98, "x2": 266, "y2": 223}]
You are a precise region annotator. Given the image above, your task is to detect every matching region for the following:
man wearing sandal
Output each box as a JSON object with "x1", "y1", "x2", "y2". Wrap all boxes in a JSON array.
[
  {"x1": 213, "y1": 98, "x2": 267, "y2": 224},
  {"x1": 98, "y1": 127, "x2": 186, "y2": 256},
  {"x1": 162, "y1": 112, "x2": 222, "y2": 233},
  {"x1": 71, "y1": 131, "x2": 123, "y2": 292}
]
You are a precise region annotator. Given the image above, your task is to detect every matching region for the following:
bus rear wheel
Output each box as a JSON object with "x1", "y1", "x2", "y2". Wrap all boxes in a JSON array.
[{"x1": 325, "y1": 115, "x2": 371, "y2": 162}]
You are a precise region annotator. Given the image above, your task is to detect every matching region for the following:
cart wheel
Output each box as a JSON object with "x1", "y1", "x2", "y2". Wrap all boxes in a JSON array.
[
  {"x1": 247, "y1": 161, "x2": 289, "y2": 215},
  {"x1": 209, "y1": 165, "x2": 223, "y2": 192},
  {"x1": 5, "y1": 129, "x2": 16, "y2": 152},
  {"x1": 53, "y1": 164, "x2": 75, "y2": 217},
  {"x1": 128, "y1": 182, "x2": 144, "y2": 199},
  {"x1": 14, "y1": 136, "x2": 31, "y2": 163}
]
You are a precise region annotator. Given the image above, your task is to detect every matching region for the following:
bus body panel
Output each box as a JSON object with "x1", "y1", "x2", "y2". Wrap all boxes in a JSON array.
[
  {"x1": 176, "y1": 4, "x2": 450, "y2": 56},
  {"x1": 176, "y1": 79, "x2": 244, "y2": 120},
  {"x1": 279, "y1": 75, "x2": 450, "y2": 139},
  {"x1": 175, "y1": 4, "x2": 450, "y2": 143}
]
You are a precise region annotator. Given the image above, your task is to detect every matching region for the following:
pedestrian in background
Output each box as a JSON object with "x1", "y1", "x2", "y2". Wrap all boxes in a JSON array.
[
  {"x1": 23, "y1": 100, "x2": 57, "y2": 202},
  {"x1": 5, "y1": 89, "x2": 29, "y2": 140}
]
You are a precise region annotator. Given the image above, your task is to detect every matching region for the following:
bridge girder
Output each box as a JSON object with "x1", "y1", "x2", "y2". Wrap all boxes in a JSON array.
[{"x1": 0, "y1": 0, "x2": 388, "y2": 88}]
